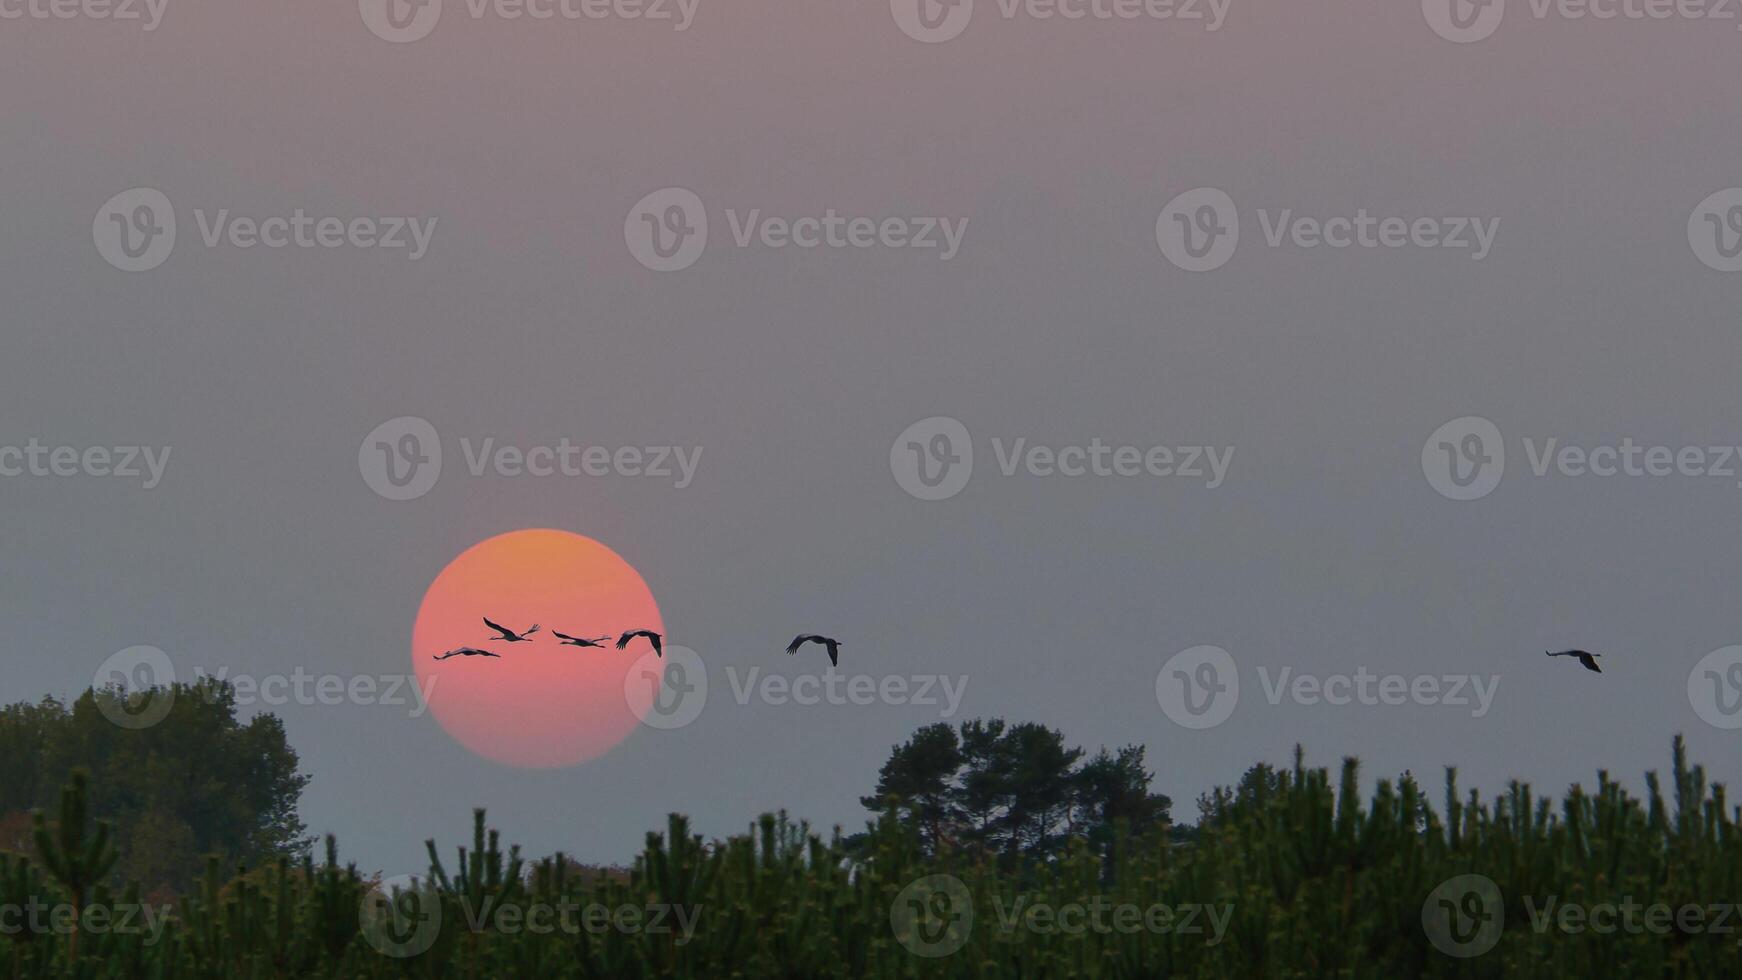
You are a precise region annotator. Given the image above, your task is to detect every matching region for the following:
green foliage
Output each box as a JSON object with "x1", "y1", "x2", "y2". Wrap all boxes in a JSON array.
[
  {"x1": 31, "y1": 770, "x2": 118, "y2": 963},
  {"x1": 863, "y1": 719, "x2": 1172, "y2": 869},
  {"x1": 0, "y1": 682, "x2": 311, "y2": 897},
  {"x1": 1, "y1": 737, "x2": 1738, "y2": 977}
]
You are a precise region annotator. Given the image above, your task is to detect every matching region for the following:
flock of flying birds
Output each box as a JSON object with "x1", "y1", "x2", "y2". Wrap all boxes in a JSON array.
[
  {"x1": 438, "y1": 621, "x2": 1600, "y2": 677},
  {"x1": 433, "y1": 617, "x2": 844, "y2": 666}
]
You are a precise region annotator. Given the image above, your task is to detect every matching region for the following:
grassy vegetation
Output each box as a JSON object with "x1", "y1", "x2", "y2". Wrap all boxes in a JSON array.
[{"x1": 2, "y1": 737, "x2": 1738, "y2": 978}]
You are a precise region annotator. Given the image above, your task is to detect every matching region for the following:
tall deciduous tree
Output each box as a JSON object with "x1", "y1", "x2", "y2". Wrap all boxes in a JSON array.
[
  {"x1": 862, "y1": 719, "x2": 1169, "y2": 866},
  {"x1": 0, "y1": 678, "x2": 310, "y2": 895}
]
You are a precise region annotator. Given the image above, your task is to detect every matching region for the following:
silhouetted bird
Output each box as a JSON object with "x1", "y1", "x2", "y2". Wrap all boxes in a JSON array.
[
  {"x1": 616, "y1": 629, "x2": 664, "y2": 657},
  {"x1": 434, "y1": 647, "x2": 501, "y2": 661},
  {"x1": 484, "y1": 617, "x2": 540, "y2": 643},
  {"x1": 786, "y1": 634, "x2": 842, "y2": 667},
  {"x1": 1546, "y1": 649, "x2": 1602, "y2": 673},
  {"x1": 553, "y1": 631, "x2": 609, "y2": 648}
]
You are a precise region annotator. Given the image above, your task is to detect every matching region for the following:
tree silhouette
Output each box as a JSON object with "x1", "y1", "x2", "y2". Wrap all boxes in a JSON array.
[
  {"x1": 862, "y1": 718, "x2": 1166, "y2": 867},
  {"x1": 31, "y1": 769, "x2": 117, "y2": 962},
  {"x1": 0, "y1": 678, "x2": 310, "y2": 894}
]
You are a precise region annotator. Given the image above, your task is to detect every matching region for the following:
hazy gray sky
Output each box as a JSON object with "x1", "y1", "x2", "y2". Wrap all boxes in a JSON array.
[{"x1": 4, "y1": 0, "x2": 1741, "y2": 875}]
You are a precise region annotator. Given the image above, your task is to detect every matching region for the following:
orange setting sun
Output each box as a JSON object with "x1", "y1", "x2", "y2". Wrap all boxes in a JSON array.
[{"x1": 412, "y1": 528, "x2": 663, "y2": 768}]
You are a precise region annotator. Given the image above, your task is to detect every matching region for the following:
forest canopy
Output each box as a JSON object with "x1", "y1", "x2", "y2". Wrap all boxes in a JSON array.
[{"x1": 0, "y1": 679, "x2": 309, "y2": 897}]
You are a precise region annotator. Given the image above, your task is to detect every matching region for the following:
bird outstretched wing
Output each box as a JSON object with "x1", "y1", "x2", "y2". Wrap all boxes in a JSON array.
[
  {"x1": 436, "y1": 646, "x2": 498, "y2": 660},
  {"x1": 618, "y1": 630, "x2": 663, "y2": 655},
  {"x1": 484, "y1": 616, "x2": 513, "y2": 637}
]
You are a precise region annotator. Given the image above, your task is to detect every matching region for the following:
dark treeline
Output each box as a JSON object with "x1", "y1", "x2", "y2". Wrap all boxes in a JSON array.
[
  {"x1": 0, "y1": 682, "x2": 308, "y2": 898},
  {"x1": 853, "y1": 719, "x2": 1183, "y2": 868},
  {"x1": 2, "y1": 682, "x2": 1739, "y2": 977}
]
